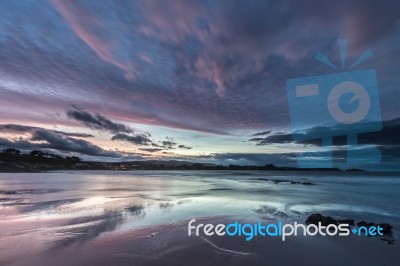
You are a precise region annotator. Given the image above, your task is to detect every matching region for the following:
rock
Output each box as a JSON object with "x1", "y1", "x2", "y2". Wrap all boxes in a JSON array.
[
  {"x1": 321, "y1": 216, "x2": 337, "y2": 226},
  {"x1": 305, "y1": 213, "x2": 323, "y2": 225},
  {"x1": 256, "y1": 178, "x2": 315, "y2": 185},
  {"x1": 357, "y1": 221, "x2": 392, "y2": 234},
  {"x1": 377, "y1": 223, "x2": 393, "y2": 234},
  {"x1": 356, "y1": 221, "x2": 375, "y2": 228},
  {"x1": 305, "y1": 213, "x2": 337, "y2": 226},
  {"x1": 337, "y1": 219, "x2": 355, "y2": 226}
]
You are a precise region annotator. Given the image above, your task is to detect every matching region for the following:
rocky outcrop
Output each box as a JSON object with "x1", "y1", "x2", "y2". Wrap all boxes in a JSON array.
[{"x1": 305, "y1": 214, "x2": 393, "y2": 235}]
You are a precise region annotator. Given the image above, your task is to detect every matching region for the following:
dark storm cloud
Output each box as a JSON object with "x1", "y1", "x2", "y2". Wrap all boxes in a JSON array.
[
  {"x1": 159, "y1": 140, "x2": 177, "y2": 149},
  {"x1": 249, "y1": 118, "x2": 400, "y2": 147},
  {"x1": 55, "y1": 132, "x2": 94, "y2": 138},
  {"x1": 155, "y1": 138, "x2": 192, "y2": 150},
  {"x1": 0, "y1": 124, "x2": 94, "y2": 138},
  {"x1": 249, "y1": 133, "x2": 294, "y2": 145},
  {"x1": 30, "y1": 130, "x2": 121, "y2": 157},
  {"x1": 0, "y1": 1, "x2": 399, "y2": 169},
  {"x1": 178, "y1": 144, "x2": 192, "y2": 150},
  {"x1": 0, "y1": 138, "x2": 35, "y2": 151},
  {"x1": 157, "y1": 139, "x2": 192, "y2": 149},
  {"x1": 0, "y1": 124, "x2": 132, "y2": 159},
  {"x1": 67, "y1": 110, "x2": 192, "y2": 149},
  {"x1": 66, "y1": 110, "x2": 133, "y2": 135},
  {"x1": 251, "y1": 131, "x2": 271, "y2": 137},
  {"x1": 67, "y1": 109, "x2": 156, "y2": 146},
  {"x1": 0, "y1": 128, "x2": 121, "y2": 158},
  {"x1": 138, "y1": 148, "x2": 164, "y2": 153},
  {"x1": 358, "y1": 118, "x2": 400, "y2": 146},
  {"x1": 247, "y1": 119, "x2": 400, "y2": 169},
  {"x1": 139, "y1": 0, "x2": 400, "y2": 128},
  {"x1": 0, "y1": 0, "x2": 398, "y2": 134},
  {"x1": 111, "y1": 133, "x2": 153, "y2": 146}
]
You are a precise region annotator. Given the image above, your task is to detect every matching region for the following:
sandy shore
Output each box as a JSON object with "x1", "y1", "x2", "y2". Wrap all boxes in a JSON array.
[
  {"x1": 1, "y1": 216, "x2": 398, "y2": 266},
  {"x1": 1, "y1": 171, "x2": 399, "y2": 265}
]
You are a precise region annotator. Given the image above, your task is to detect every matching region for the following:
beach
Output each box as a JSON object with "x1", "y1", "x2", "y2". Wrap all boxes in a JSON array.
[{"x1": 0, "y1": 170, "x2": 399, "y2": 265}]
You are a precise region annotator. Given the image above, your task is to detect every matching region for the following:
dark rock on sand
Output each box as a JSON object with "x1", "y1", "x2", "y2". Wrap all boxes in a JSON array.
[
  {"x1": 377, "y1": 223, "x2": 393, "y2": 234},
  {"x1": 306, "y1": 215, "x2": 356, "y2": 227},
  {"x1": 356, "y1": 221, "x2": 392, "y2": 234},
  {"x1": 357, "y1": 221, "x2": 376, "y2": 228},
  {"x1": 256, "y1": 178, "x2": 315, "y2": 185},
  {"x1": 337, "y1": 219, "x2": 355, "y2": 226},
  {"x1": 306, "y1": 215, "x2": 393, "y2": 237},
  {"x1": 305, "y1": 213, "x2": 337, "y2": 226},
  {"x1": 305, "y1": 213, "x2": 323, "y2": 225}
]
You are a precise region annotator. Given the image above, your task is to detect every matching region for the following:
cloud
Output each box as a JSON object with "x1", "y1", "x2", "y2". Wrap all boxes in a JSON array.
[
  {"x1": 247, "y1": 119, "x2": 400, "y2": 169},
  {"x1": 0, "y1": 124, "x2": 94, "y2": 138},
  {"x1": 0, "y1": 126, "x2": 122, "y2": 158},
  {"x1": 178, "y1": 144, "x2": 192, "y2": 150},
  {"x1": 49, "y1": 0, "x2": 136, "y2": 78},
  {"x1": 159, "y1": 140, "x2": 177, "y2": 149},
  {"x1": 0, "y1": 0, "x2": 399, "y2": 169},
  {"x1": 67, "y1": 110, "x2": 193, "y2": 149},
  {"x1": 251, "y1": 131, "x2": 271, "y2": 137},
  {"x1": 155, "y1": 138, "x2": 191, "y2": 150},
  {"x1": 249, "y1": 119, "x2": 400, "y2": 147},
  {"x1": 67, "y1": 109, "x2": 155, "y2": 146},
  {"x1": 138, "y1": 148, "x2": 164, "y2": 153},
  {"x1": 358, "y1": 118, "x2": 400, "y2": 146},
  {"x1": 249, "y1": 132, "x2": 293, "y2": 145},
  {"x1": 1, "y1": 0, "x2": 398, "y2": 136},
  {"x1": 30, "y1": 129, "x2": 121, "y2": 157},
  {"x1": 66, "y1": 109, "x2": 133, "y2": 135},
  {"x1": 111, "y1": 133, "x2": 153, "y2": 146},
  {"x1": 54, "y1": 131, "x2": 94, "y2": 138}
]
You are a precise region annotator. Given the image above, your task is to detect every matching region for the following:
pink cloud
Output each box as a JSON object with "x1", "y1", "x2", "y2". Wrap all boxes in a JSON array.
[{"x1": 50, "y1": 0, "x2": 136, "y2": 79}]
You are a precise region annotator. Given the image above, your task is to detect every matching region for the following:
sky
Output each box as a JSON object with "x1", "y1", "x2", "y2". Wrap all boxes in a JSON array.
[{"x1": 0, "y1": 0, "x2": 399, "y2": 170}]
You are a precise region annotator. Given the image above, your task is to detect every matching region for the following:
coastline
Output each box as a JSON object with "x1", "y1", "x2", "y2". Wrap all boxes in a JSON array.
[
  {"x1": 0, "y1": 170, "x2": 398, "y2": 265},
  {"x1": 1, "y1": 216, "x2": 398, "y2": 266}
]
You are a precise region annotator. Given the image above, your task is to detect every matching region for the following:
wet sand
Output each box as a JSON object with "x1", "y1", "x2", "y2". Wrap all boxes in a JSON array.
[
  {"x1": 0, "y1": 171, "x2": 399, "y2": 265},
  {"x1": 1, "y1": 217, "x2": 399, "y2": 266}
]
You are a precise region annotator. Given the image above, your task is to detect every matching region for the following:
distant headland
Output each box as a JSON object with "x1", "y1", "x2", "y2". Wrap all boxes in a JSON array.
[{"x1": 0, "y1": 148, "x2": 363, "y2": 172}]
